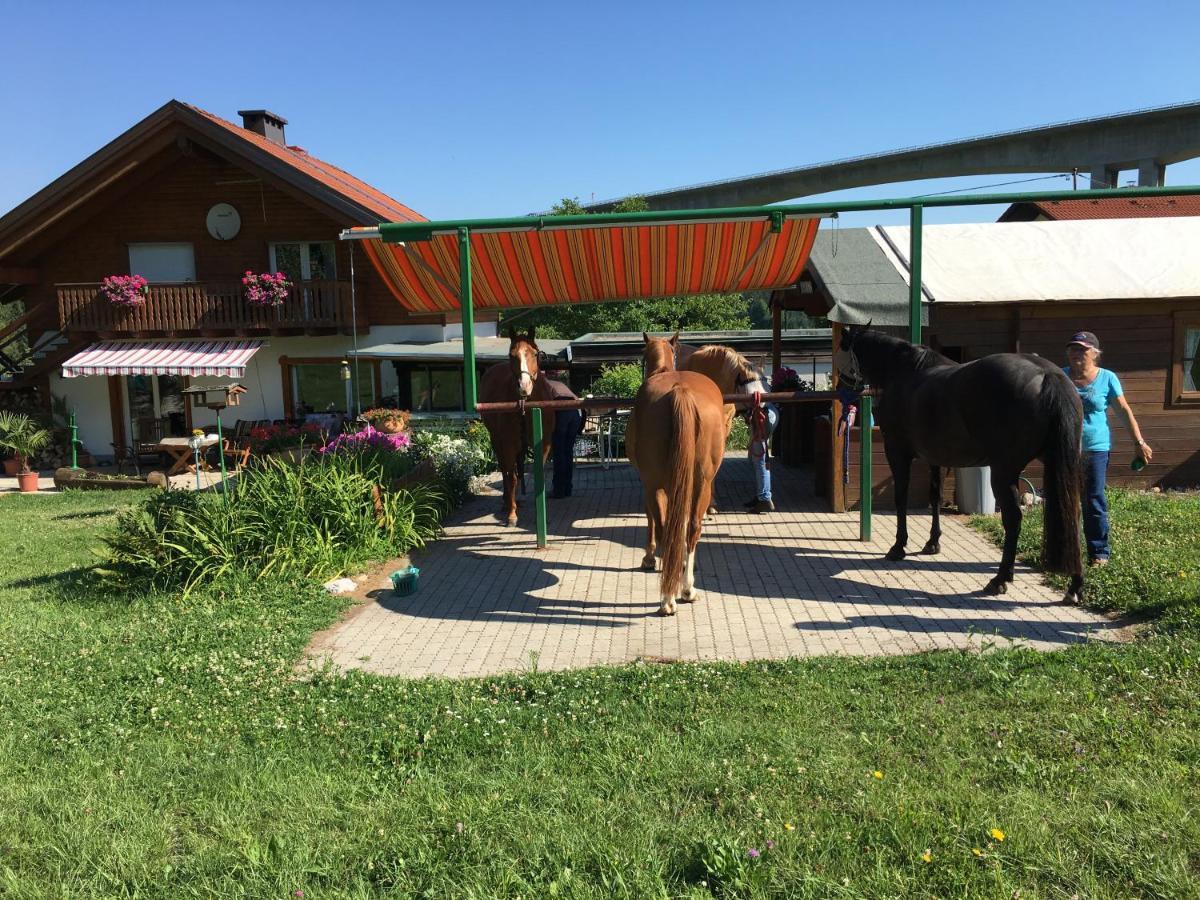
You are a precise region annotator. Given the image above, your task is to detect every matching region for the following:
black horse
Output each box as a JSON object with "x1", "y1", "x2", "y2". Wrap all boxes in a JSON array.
[{"x1": 838, "y1": 326, "x2": 1085, "y2": 603}]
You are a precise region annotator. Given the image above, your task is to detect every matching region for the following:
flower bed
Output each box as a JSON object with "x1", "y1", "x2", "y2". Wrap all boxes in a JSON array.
[
  {"x1": 53, "y1": 468, "x2": 167, "y2": 490},
  {"x1": 248, "y1": 422, "x2": 325, "y2": 455}
]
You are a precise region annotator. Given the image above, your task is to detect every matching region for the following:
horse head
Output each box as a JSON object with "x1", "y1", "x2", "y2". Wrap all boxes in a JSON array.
[
  {"x1": 508, "y1": 326, "x2": 540, "y2": 398},
  {"x1": 642, "y1": 332, "x2": 679, "y2": 377},
  {"x1": 835, "y1": 320, "x2": 873, "y2": 388}
]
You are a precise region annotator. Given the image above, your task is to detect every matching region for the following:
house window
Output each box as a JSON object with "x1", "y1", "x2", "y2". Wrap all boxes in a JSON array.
[
  {"x1": 293, "y1": 363, "x2": 373, "y2": 415},
  {"x1": 269, "y1": 242, "x2": 336, "y2": 281},
  {"x1": 1174, "y1": 313, "x2": 1200, "y2": 402},
  {"x1": 128, "y1": 243, "x2": 196, "y2": 283},
  {"x1": 410, "y1": 366, "x2": 464, "y2": 412}
]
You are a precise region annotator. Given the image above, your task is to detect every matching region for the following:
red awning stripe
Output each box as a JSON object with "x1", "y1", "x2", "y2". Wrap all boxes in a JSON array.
[
  {"x1": 362, "y1": 217, "x2": 821, "y2": 312},
  {"x1": 62, "y1": 339, "x2": 263, "y2": 378}
]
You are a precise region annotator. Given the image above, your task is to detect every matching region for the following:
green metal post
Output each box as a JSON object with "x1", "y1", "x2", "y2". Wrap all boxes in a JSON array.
[
  {"x1": 859, "y1": 392, "x2": 873, "y2": 542},
  {"x1": 69, "y1": 409, "x2": 78, "y2": 470},
  {"x1": 531, "y1": 408, "x2": 547, "y2": 548},
  {"x1": 216, "y1": 412, "x2": 228, "y2": 496},
  {"x1": 459, "y1": 226, "x2": 477, "y2": 412},
  {"x1": 909, "y1": 205, "x2": 923, "y2": 344}
]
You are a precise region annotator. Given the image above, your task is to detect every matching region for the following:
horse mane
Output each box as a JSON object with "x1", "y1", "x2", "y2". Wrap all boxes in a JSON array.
[
  {"x1": 857, "y1": 330, "x2": 955, "y2": 376},
  {"x1": 685, "y1": 344, "x2": 755, "y2": 388}
]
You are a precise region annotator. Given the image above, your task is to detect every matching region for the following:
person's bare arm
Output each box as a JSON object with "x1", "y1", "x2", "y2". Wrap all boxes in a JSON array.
[{"x1": 1114, "y1": 395, "x2": 1152, "y2": 461}]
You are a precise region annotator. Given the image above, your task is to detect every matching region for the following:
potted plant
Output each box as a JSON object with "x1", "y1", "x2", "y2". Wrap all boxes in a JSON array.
[
  {"x1": 242, "y1": 271, "x2": 293, "y2": 307},
  {"x1": 362, "y1": 407, "x2": 411, "y2": 434},
  {"x1": 99, "y1": 274, "x2": 149, "y2": 307},
  {"x1": 0, "y1": 411, "x2": 52, "y2": 492},
  {"x1": 2, "y1": 453, "x2": 19, "y2": 476}
]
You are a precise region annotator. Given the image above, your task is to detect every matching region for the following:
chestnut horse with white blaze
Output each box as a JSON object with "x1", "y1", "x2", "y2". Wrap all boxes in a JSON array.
[
  {"x1": 478, "y1": 328, "x2": 555, "y2": 526},
  {"x1": 626, "y1": 333, "x2": 726, "y2": 616}
]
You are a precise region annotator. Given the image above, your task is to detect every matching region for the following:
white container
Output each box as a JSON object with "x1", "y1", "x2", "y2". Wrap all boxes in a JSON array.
[{"x1": 955, "y1": 466, "x2": 995, "y2": 515}]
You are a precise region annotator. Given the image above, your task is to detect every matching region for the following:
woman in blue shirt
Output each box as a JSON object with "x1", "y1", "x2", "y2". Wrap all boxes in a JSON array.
[{"x1": 1064, "y1": 331, "x2": 1152, "y2": 566}]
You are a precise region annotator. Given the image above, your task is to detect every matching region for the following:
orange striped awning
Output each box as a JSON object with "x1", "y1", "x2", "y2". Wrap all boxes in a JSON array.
[{"x1": 361, "y1": 217, "x2": 821, "y2": 314}]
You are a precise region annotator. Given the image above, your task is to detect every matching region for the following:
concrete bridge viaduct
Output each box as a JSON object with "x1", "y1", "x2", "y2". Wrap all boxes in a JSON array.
[{"x1": 582, "y1": 100, "x2": 1200, "y2": 211}]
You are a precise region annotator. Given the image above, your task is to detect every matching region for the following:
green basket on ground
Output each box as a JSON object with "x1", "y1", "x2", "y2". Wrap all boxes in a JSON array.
[{"x1": 390, "y1": 565, "x2": 420, "y2": 596}]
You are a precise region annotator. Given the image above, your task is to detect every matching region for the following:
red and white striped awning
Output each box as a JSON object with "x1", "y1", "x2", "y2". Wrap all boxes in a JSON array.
[{"x1": 62, "y1": 339, "x2": 264, "y2": 378}]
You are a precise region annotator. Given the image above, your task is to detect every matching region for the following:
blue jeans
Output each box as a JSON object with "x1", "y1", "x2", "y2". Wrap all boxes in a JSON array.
[
  {"x1": 1083, "y1": 450, "x2": 1110, "y2": 561},
  {"x1": 551, "y1": 409, "x2": 583, "y2": 496},
  {"x1": 749, "y1": 406, "x2": 779, "y2": 501}
]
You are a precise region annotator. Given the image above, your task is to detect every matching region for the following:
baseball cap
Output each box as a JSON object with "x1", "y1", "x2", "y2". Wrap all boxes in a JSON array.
[{"x1": 1067, "y1": 331, "x2": 1100, "y2": 350}]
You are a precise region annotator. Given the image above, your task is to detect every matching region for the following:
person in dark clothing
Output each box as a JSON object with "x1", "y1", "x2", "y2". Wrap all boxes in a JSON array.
[{"x1": 544, "y1": 377, "x2": 584, "y2": 498}]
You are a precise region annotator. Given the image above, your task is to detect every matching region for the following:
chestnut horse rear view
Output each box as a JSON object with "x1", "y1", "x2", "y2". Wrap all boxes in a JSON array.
[
  {"x1": 479, "y1": 328, "x2": 555, "y2": 525},
  {"x1": 626, "y1": 333, "x2": 726, "y2": 616}
]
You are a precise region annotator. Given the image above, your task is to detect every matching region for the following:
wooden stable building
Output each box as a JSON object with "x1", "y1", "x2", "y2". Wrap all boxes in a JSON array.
[{"x1": 779, "y1": 217, "x2": 1200, "y2": 511}]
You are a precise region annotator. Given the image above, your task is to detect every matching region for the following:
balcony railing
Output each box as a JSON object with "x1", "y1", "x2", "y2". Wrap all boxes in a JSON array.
[{"x1": 56, "y1": 280, "x2": 360, "y2": 334}]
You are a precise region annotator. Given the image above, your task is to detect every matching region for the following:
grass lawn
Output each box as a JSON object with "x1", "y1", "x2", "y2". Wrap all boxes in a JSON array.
[{"x1": 1, "y1": 490, "x2": 1198, "y2": 898}]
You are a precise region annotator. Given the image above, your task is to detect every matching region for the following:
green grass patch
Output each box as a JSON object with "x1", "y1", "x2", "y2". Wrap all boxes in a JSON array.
[
  {"x1": 971, "y1": 489, "x2": 1200, "y2": 629},
  {"x1": 1, "y1": 492, "x2": 1199, "y2": 897}
]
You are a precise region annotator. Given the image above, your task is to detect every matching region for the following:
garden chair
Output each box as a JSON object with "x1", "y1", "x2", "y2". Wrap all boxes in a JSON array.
[
  {"x1": 222, "y1": 438, "x2": 252, "y2": 472},
  {"x1": 110, "y1": 443, "x2": 141, "y2": 476},
  {"x1": 133, "y1": 418, "x2": 165, "y2": 467}
]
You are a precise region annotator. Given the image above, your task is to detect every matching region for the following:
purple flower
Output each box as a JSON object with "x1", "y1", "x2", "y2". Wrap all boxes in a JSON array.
[
  {"x1": 747, "y1": 848, "x2": 760, "y2": 858},
  {"x1": 318, "y1": 424, "x2": 410, "y2": 456},
  {"x1": 766, "y1": 840, "x2": 776, "y2": 850}
]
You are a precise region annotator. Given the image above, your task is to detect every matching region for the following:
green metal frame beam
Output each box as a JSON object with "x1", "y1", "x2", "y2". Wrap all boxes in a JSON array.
[{"x1": 374, "y1": 184, "x2": 1200, "y2": 243}]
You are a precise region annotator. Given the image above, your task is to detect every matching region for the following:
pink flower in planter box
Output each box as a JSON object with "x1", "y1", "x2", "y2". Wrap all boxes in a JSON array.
[
  {"x1": 100, "y1": 274, "x2": 149, "y2": 307},
  {"x1": 243, "y1": 271, "x2": 293, "y2": 307}
]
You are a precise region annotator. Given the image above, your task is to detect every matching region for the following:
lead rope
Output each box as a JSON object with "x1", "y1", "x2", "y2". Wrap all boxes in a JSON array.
[
  {"x1": 836, "y1": 386, "x2": 859, "y2": 485},
  {"x1": 749, "y1": 391, "x2": 769, "y2": 465}
]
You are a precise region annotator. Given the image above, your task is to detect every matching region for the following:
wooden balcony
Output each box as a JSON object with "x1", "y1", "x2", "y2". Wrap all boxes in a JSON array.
[{"x1": 56, "y1": 280, "x2": 363, "y2": 335}]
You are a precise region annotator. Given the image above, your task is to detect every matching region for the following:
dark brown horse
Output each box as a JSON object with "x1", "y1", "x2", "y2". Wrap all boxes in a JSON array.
[
  {"x1": 479, "y1": 328, "x2": 555, "y2": 525},
  {"x1": 837, "y1": 326, "x2": 1085, "y2": 602},
  {"x1": 626, "y1": 333, "x2": 726, "y2": 616}
]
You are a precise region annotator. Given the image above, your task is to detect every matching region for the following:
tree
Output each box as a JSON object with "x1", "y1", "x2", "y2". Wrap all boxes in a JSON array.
[{"x1": 498, "y1": 196, "x2": 754, "y2": 339}]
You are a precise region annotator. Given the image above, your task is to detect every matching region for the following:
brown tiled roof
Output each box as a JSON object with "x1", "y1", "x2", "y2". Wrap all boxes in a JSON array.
[
  {"x1": 187, "y1": 104, "x2": 425, "y2": 224},
  {"x1": 1018, "y1": 196, "x2": 1200, "y2": 220}
]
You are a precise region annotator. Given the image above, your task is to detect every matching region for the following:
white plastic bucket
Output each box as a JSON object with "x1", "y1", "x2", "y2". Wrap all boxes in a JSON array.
[{"x1": 955, "y1": 466, "x2": 995, "y2": 515}]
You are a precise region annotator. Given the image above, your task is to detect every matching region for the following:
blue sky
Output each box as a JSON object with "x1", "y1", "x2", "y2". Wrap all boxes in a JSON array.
[{"x1": 3, "y1": 0, "x2": 1200, "y2": 228}]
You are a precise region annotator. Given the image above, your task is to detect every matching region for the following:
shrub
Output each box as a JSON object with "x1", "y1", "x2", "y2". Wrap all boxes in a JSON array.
[
  {"x1": 590, "y1": 363, "x2": 643, "y2": 398},
  {"x1": 726, "y1": 416, "x2": 750, "y2": 451},
  {"x1": 409, "y1": 431, "x2": 491, "y2": 502},
  {"x1": 98, "y1": 455, "x2": 445, "y2": 593}
]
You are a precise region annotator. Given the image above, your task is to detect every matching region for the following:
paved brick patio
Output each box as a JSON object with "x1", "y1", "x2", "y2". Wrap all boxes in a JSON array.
[{"x1": 309, "y1": 457, "x2": 1129, "y2": 679}]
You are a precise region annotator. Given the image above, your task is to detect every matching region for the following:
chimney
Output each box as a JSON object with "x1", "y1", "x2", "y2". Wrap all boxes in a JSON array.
[{"x1": 237, "y1": 109, "x2": 288, "y2": 146}]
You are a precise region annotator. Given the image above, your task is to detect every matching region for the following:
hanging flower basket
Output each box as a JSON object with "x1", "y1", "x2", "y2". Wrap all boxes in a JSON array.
[
  {"x1": 99, "y1": 274, "x2": 149, "y2": 308},
  {"x1": 242, "y1": 271, "x2": 293, "y2": 307}
]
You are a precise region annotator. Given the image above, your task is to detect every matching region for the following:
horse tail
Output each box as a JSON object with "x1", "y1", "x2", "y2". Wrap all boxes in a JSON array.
[
  {"x1": 661, "y1": 386, "x2": 698, "y2": 600},
  {"x1": 1041, "y1": 372, "x2": 1084, "y2": 583}
]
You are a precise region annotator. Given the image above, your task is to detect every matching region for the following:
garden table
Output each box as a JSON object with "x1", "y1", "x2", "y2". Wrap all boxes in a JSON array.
[{"x1": 155, "y1": 436, "x2": 218, "y2": 475}]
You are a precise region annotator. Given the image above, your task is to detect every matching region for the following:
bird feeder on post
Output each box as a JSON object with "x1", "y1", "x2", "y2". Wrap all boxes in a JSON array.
[{"x1": 180, "y1": 383, "x2": 247, "y2": 493}]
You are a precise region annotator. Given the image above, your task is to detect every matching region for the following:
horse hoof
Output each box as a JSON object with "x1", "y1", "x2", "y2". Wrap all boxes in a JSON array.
[
  {"x1": 506, "y1": 516, "x2": 518, "y2": 527},
  {"x1": 679, "y1": 590, "x2": 701, "y2": 604},
  {"x1": 1061, "y1": 590, "x2": 1081, "y2": 605},
  {"x1": 658, "y1": 601, "x2": 676, "y2": 616},
  {"x1": 706, "y1": 506, "x2": 718, "y2": 516},
  {"x1": 983, "y1": 577, "x2": 1008, "y2": 596},
  {"x1": 885, "y1": 546, "x2": 906, "y2": 562},
  {"x1": 921, "y1": 542, "x2": 940, "y2": 555},
  {"x1": 640, "y1": 557, "x2": 657, "y2": 572}
]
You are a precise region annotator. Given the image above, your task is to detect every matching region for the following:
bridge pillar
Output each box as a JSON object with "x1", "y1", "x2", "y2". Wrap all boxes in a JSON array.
[
  {"x1": 1089, "y1": 164, "x2": 1118, "y2": 189},
  {"x1": 1138, "y1": 158, "x2": 1166, "y2": 186}
]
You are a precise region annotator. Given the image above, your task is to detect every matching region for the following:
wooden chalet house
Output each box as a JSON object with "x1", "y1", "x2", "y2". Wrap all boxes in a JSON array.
[{"x1": 0, "y1": 100, "x2": 499, "y2": 456}]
